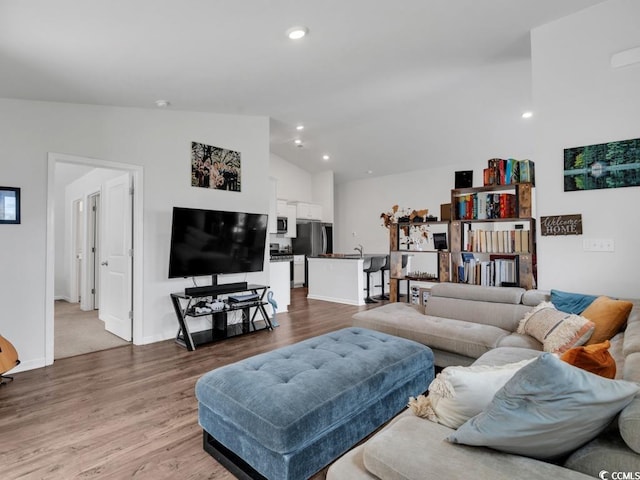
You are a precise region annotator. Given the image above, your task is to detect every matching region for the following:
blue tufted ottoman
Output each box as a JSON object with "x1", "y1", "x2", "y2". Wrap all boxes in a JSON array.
[{"x1": 195, "y1": 327, "x2": 434, "y2": 480}]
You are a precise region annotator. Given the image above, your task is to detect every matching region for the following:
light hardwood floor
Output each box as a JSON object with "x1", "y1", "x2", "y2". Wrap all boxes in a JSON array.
[{"x1": 1, "y1": 289, "x2": 388, "y2": 480}]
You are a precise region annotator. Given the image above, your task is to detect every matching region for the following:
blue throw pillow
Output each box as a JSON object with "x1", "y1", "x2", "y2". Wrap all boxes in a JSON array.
[
  {"x1": 447, "y1": 353, "x2": 639, "y2": 460},
  {"x1": 550, "y1": 289, "x2": 598, "y2": 314}
]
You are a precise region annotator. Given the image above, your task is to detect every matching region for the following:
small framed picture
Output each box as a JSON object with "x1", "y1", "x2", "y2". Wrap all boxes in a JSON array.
[{"x1": 0, "y1": 187, "x2": 20, "y2": 224}]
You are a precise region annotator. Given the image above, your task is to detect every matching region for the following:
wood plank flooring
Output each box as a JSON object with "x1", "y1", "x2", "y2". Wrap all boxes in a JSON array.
[{"x1": 1, "y1": 289, "x2": 387, "y2": 480}]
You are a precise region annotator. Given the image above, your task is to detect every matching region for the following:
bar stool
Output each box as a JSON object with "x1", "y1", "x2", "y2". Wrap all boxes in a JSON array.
[
  {"x1": 376, "y1": 255, "x2": 390, "y2": 300},
  {"x1": 363, "y1": 256, "x2": 385, "y2": 304}
]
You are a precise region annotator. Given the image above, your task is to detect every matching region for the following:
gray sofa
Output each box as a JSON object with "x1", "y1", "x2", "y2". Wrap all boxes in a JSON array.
[{"x1": 327, "y1": 283, "x2": 640, "y2": 479}]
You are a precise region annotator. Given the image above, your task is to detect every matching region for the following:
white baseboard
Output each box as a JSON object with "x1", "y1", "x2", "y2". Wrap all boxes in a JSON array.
[{"x1": 10, "y1": 357, "x2": 47, "y2": 374}]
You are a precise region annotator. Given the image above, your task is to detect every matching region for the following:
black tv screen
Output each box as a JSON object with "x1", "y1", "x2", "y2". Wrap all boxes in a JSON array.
[{"x1": 168, "y1": 207, "x2": 268, "y2": 279}]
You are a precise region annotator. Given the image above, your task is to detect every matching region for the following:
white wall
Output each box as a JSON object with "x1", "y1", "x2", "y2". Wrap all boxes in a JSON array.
[
  {"x1": 0, "y1": 98, "x2": 269, "y2": 371},
  {"x1": 531, "y1": 0, "x2": 640, "y2": 298}
]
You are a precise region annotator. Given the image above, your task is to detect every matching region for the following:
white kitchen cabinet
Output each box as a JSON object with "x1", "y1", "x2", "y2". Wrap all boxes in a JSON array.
[
  {"x1": 296, "y1": 202, "x2": 322, "y2": 220},
  {"x1": 268, "y1": 261, "x2": 291, "y2": 313},
  {"x1": 276, "y1": 199, "x2": 288, "y2": 217},
  {"x1": 285, "y1": 204, "x2": 297, "y2": 238}
]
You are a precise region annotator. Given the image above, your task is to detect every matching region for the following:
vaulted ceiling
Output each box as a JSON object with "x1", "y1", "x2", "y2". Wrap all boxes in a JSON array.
[{"x1": 0, "y1": 0, "x2": 604, "y2": 182}]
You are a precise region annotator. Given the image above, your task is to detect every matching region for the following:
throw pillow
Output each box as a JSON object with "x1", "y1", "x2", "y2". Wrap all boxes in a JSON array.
[
  {"x1": 408, "y1": 358, "x2": 535, "y2": 429},
  {"x1": 447, "y1": 353, "x2": 639, "y2": 460},
  {"x1": 517, "y1": 302, "x2": 595, "y2": 354},
  {"x1": 560, "y1": 340, "x2": 616, "y2": 378},
  {"x1": 581, "y1": 296, "x2": 633, "y2": 345},
  {"x1": 550, "y1": 289, "x2": 598, "y2": 314}
]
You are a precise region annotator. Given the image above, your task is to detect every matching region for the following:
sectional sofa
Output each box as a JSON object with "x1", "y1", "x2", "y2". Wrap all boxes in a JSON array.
[{"x1": 327, "y1": 283, "x2": 640, "y2": 479}]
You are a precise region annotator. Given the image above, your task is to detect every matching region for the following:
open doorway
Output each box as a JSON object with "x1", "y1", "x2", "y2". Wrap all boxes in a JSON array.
[{"x1": 45, "y1": 153, "x2": 144, "y2": 365}]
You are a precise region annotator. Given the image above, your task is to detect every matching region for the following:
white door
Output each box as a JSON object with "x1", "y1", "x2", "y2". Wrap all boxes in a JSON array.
[{"x1": 100, "y1": 174, "x2": 132, "y2": 341}]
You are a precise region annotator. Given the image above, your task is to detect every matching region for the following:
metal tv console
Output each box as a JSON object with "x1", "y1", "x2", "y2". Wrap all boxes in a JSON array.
[{"x1": 170, "y1": 283, "x2": 273, "y2": 351}]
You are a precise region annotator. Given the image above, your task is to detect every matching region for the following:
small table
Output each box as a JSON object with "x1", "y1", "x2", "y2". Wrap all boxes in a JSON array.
[{"x1": 171, "y1": 284, "x2": 273, "y2": 351}]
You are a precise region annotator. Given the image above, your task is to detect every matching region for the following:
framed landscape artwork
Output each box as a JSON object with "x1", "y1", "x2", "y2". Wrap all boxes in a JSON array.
[
  {"x1": 564, "y1": 137, "x2": 640, "y2": 191},
  {"x1": 191, "y1": 141, "x2": 241, "y2": 192}
]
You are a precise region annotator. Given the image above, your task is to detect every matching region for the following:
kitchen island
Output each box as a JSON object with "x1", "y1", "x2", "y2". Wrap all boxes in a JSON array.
[{"x1": 307, "y1": 254, "x2": 387, "y2": 306}]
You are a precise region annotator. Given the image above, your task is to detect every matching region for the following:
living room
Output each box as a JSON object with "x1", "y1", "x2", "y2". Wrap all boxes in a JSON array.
[{"x1": 0, "y1": 0, "x2": 639, "y2": 477}]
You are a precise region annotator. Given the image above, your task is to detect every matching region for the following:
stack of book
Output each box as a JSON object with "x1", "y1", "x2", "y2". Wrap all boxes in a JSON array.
[{"x1": 483, "y1": 158, "x2": 535, "y2": 186}]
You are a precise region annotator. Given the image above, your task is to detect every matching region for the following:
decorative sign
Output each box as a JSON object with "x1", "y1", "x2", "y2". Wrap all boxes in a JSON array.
[{"x1": 540, "y1": 214, "x2": 583, "y2": 236}]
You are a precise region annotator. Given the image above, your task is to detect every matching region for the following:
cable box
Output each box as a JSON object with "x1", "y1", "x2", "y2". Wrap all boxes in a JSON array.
[
  {"x1": 185, "y1": 282, "x2": 248, "y2": 297},
  {"x1": 228, "y1": 293, "x2": 259, "y2": 303}
]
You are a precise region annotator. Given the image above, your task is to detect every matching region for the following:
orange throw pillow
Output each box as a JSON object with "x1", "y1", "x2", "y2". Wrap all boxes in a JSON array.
[
  {"x1": 581, "y1": 296, "x2": 633, "y2": 345},
  {"x1": 560, "y1": 340, "x2": 616, "y2": 379}
]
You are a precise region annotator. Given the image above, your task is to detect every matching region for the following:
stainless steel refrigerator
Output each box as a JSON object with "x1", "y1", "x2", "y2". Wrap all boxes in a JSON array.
[{"x1": 292, "y1": 221, "x2": 333, "y2": 286}]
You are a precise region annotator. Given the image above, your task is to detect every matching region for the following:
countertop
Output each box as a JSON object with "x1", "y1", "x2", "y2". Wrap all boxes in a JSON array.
[{"x1": 309, "y1": 253, "x2": 388, "y2": 260}]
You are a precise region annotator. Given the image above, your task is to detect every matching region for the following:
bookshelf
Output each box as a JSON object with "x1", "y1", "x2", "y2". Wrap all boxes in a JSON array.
[
  {"x1": 450, "y1": 182, "x2": 536, "y2": 289},
  {"x1": 388, "y1": 221, "x2": 450, "y2": 302}
]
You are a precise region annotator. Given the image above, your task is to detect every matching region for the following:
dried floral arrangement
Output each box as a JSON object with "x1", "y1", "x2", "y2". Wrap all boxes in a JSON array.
[{"x1": 380, "y1": 205, "x2": 431, "y2": 228}]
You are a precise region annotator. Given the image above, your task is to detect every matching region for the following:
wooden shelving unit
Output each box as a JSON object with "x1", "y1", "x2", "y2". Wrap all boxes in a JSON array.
[
  {"x1": 388, "y1": 221, "x2": 450, "y2": 303},
  {"x1": 450, "y1": 182, "x2": 536, "y2": 289}
]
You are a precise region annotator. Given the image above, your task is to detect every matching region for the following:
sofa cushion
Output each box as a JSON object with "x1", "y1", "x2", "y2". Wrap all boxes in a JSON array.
[
  {"x1": 412, "y1": 358, "x2": 534, "y2": 429},
  {"x1": 352, "y1": 303, "x2": 510, "y2": 360},
  {"x1": 448, "y1": 353, "x2": 640, "y2": 460},
  {"x1": 472, "y1": 346, "x2": 542, "y2": 367},
  {"x1": 430, "y1": 283, "x2": 525, "y2": 304},
  {"x1": 560, "y1": 340, "x2": 616, "y2": 378},
  {"x1": 361, "y1": 415, "x2": 595, "y2": 480},
  {"x1": 521, "y1": 289, "x2": 550, "y2": 307},
  {"x1": 517, "y1": 302, "x2": 594, "y2": 353},
  {"x1": 496, "y1": 332, "x2": 543, "y2": 350},
  {"x1": 581, "y1": 296, "x2": 633, "y2": 345},
  {"x1": 550, "y1": 289, "x2": 598, "y2": 314},
  {"x1": 564, "y1": 424, "x2": 640, "y2": 478},
  {"x1": 425, "y1": 296, "x2": 532, "y2": 332},
  {"x1": 619, "y1": 352, "x2": 640, "y2": 454}
]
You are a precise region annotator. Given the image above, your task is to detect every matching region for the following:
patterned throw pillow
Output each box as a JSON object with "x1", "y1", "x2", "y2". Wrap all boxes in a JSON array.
[
  {"x1": 517, "y1": 302, "x2": 595, "y2": 354},
  {"x1": 560, "y1": 340, "x2": 616, "y2": 378}
]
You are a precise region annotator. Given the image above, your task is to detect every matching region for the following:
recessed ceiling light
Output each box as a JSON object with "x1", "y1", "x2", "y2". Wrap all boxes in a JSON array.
[
  {"x1": 366, "y1": 170, "x2": 373, "y2": 175},
  {"x1": 296, "y1": 125, "x2": 305, "y2": 131},
  {"x1": 522, "y1": 111, "x2": 533, "y2": 119},
  {"x1": 155, "y1": 99, "x2": 170, "y2": 108},
  {"x1": 294, "y1": 139, "x2": 302, "y2": 145},
  {"x1": 322, "y1": 155, "x2": 330, "y2": 161},
  {"x1": 286, "y1": 26, "x2": 308, "y2": 40}
]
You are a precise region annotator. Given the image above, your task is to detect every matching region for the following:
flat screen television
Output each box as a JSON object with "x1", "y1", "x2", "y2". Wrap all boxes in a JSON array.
[{"x1": 168, "y1": 207, "x2": 268, "y2": 280}]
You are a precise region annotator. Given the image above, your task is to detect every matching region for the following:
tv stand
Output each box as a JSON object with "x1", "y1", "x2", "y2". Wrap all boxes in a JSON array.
[{"x1": 171, "y1": 284, "x2": 273, "y2": 351}]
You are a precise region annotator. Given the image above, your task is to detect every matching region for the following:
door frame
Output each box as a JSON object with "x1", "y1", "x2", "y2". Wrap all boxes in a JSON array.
[{"x1": 45, "y1": 153, "x2": 144, "y2": 365}]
